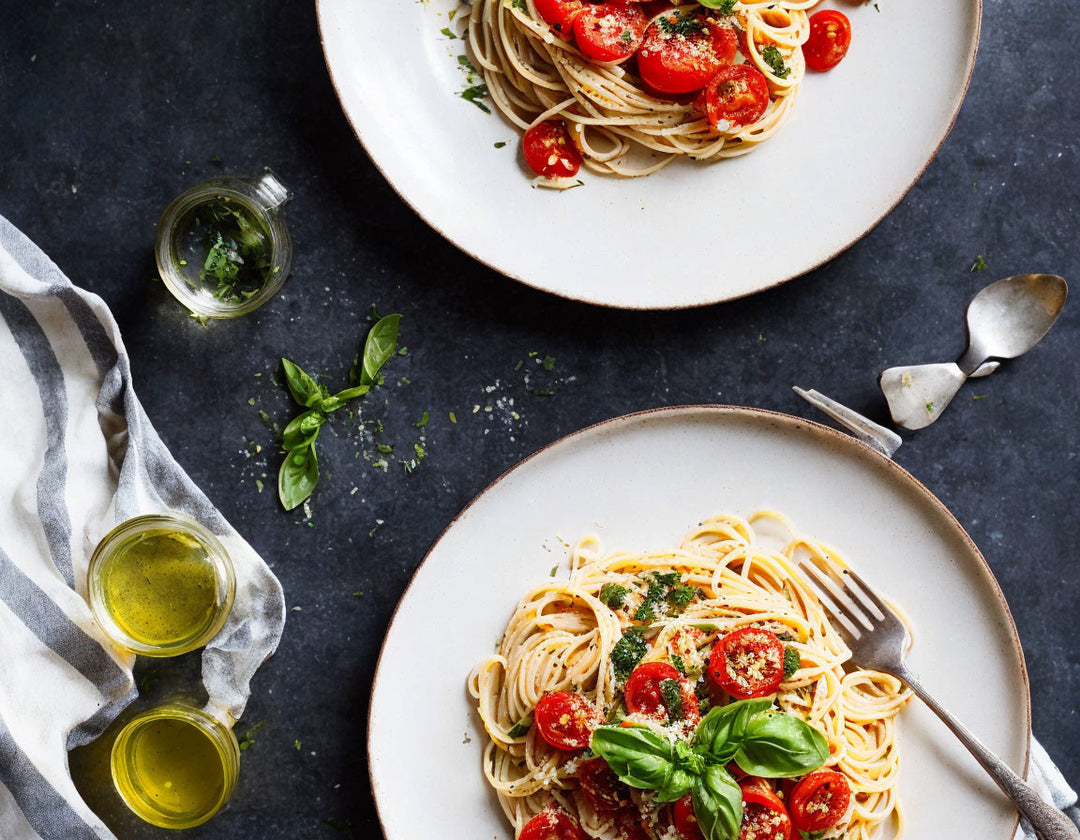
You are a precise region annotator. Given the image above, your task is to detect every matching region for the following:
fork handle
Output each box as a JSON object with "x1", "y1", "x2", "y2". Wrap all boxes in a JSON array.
[{"x1": 896, "y1": 665, "x2": 1080, "y2": 840}]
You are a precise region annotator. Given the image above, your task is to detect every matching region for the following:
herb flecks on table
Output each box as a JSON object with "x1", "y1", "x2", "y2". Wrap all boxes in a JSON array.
[{"x1": 277, "y1": 314, "x2": 401, "y2": 511}]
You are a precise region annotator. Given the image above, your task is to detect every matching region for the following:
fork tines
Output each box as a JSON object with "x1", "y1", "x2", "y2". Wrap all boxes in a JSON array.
[{"x1": 800, "y1": 560, "x2": 888, "y2": 639}]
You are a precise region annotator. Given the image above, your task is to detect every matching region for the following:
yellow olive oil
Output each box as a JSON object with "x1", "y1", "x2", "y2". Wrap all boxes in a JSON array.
[
  {"x1": 111, "y1": 705, "x2": 239, "y2": 828},
  {"x1": 88, "y1": 515, "x2": 235, "y2": 656}
]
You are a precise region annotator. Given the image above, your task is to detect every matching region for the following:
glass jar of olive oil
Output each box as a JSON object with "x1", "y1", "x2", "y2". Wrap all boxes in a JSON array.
[
  {"x1": 155, "y1": 170, "x2": 293, "y2": 318},
  {"x1": 111, "y1": 703, "x2": 240, "y2": 829},
  {"x1": 87, "y1": 513, "x2": 235, "y2": 656}
]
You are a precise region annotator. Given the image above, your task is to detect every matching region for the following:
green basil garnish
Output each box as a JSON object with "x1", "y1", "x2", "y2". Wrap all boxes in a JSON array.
[
  {"x1": 692, "y1": 764, "x2": 743, "y2": 840},
  {"x1": 591, "y1": 696, "x2": 828, "y2": 840},
  {"x1": 277, "y1": 314, "x2": 400, "y2": 510},
  {"x1": 732, "y1": 711, "x2": 829, "y2": 778}
]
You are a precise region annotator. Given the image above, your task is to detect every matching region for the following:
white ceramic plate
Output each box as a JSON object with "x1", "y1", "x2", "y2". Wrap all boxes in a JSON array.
[
  {"x1": 318, "y1": 0, "x2": 980, "y2": 309},
  {"x1": 369, "y1": 406, "x2": 1028, "y2": 839}
]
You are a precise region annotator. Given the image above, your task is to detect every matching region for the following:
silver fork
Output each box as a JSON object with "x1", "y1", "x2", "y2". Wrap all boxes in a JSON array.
[{"x1": 800, "y1": 560, "x2": 1080, "y2": 840}]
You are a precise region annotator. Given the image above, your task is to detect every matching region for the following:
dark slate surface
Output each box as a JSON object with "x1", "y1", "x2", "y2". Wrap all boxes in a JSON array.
[{"x1": 1, "y1": 0, "x2": 1077, "y2": 837}]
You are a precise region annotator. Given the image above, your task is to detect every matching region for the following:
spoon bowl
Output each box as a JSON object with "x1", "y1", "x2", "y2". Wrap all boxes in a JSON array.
[{"x1": 958, "y1": 274, "x2": 1067, "y2": 375}]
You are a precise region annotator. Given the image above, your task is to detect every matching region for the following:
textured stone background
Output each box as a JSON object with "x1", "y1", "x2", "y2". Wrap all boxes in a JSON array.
[{"x1": 0, "y1": 0, "x2": 1076, "y2": 837}]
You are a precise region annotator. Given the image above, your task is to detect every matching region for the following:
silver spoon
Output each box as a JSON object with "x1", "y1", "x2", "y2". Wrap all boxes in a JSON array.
[{"x1": 880, "y1": 274, "x2": 1068, "y2": 430}]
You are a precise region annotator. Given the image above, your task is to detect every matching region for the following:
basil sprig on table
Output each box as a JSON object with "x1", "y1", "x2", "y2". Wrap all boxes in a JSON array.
[
  {"x1": 590, "y1": 697, "x2": 828, "y2": 840},
  {"x1": 278, "y1": 314, "x2": 401, "y2": 510}
]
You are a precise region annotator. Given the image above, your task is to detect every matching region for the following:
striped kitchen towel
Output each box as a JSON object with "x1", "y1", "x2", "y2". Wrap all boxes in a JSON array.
[{"x1": 0, "y1": 214, "x2": 285, "y2": 839}]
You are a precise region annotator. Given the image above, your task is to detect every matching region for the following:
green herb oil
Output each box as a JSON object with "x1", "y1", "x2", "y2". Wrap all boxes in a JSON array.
[
  {"x1": 173, "y1": 196, "x2": 272, "y2": 303},
  {"x1": 96, "y1": 530, "x2": 220, "y2": 649}
]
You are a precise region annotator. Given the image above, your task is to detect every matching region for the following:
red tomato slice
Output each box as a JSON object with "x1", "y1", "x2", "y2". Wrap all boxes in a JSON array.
[
  {"x1": 706, "y1": 627, "x2": 785, "y2": 698},
  {"x1": 624, "y1": 661, "x2": 700, "y2": 725},
  {"x1": 614, "y1": 809, "x2": 651, "y2": 840},
  {"x1": 519, "y1": 809, "x2": 587, "y2": 840},
  {"x1": 788, "y1": 770, "x2": 852, "y2": 832},
  {"x1": 522, "y1": 121, "x2": 583, "y2": 179},
  {"x1": 671, "y1": 795, "x2": 705, "y2": 840},
  {"x1": 534, "y1": 691, "x2": 599, "y2": 750},
  {"x1": 739, "y1": 781, "x2": 792, "y2": 840},
  {"x1": 533, "y1": 0, "x2": 586, "y2": 39},
  {"x1": 803, "y1": 9, "x2": 851, "y2": 72},
  {"x1": 637, "y1": 13, "x2": 738, "y2": 94},
  {"x1": 577, "y1": 757, "x2": 630, "y2": 813},
  {"x1": 572, "y1": 4, "x2": 647, "y2": 64}
]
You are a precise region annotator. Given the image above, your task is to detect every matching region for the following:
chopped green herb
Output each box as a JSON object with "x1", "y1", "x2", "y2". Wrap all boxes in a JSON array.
[
  {"x1": 925, "y1": 401, "x2": 935, "y2": 413},
  {"x1": 611, "y1": 629, "x2": 648, "y2": 681},
  {"x1": 783, "y1": 646, "x2": 801, "y2": 680},
  {"x1": 415, "y1": 411, "x2": 430, "y2": 428},
  {"x1": 494, "y1": 141, "x2": 507, "y2": 148},
  {"x1": 512, "y1": 0, "x2": 528, "y2": 10},
  {"x1": 294, "y1": 739, "x2": 302, "y2": 750},
  {"x1": 542, "y1": 355, "x2": 556, "y2": 371},
  {"x1": 620, "y1": 29, "x2": 633, "y2": 44},
  {"x1": 449, "y1": 410, "x2": 458, "y2": 423},
  {"x1": 550, "y1": 564, "x2": 559, "y2": 577},
  {"x1": 376, "y1": 443, "x2": 393, "y2": 454},
  {"x1": 972, "y1": 394, "x2": 988, "y2": 401},
  {"x1": 761, "y1": 45, "x2": 791, "y2": 78},
  {"x1": 238, "y1": 720, "x2": 266, "y2": 752},
  {"x1": 599, "y1": 582, "x2": 630, "y2": 609},
  {"x1": 657, "y1": 11, "x2": 704, "y2": 37},
  {"x1": 670, "y1": 654, "x2": 686, "y2": 675},
  {"x1": 460, "y1": 84, "x2": 491, "y2": 113},
  {"x1": 507, "y1": 718, "x2": 533, "y2": 738},
  {"x1": 659, "y1": 678, "x2": 685, "y2": 722},
  {"x1": 970, "y1": 254, "x2": 988, "y2": 271},
  {"x1": 440, "y1": 26, "x2": 456, "y2": 38},
  {"x1": 668, "y1": 584, "x2": 696, "y2": 609}
]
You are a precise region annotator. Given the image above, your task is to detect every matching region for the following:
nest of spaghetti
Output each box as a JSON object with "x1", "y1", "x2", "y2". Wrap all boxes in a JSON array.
[
  {"x1": 468, "y1": 512, "x2": 912, "y2": 840},
  {"x1": 466, "y1": 0, "x2": 816, "y2": 177}
]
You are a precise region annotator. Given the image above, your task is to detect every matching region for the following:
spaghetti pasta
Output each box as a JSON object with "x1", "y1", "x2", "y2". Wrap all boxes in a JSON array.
[
  {"x1": 468, "y1": 511, "x2": 911, "y2": 840},
  {"x1": 465, "y1": 0, "x2": 813, "y2": 177}
]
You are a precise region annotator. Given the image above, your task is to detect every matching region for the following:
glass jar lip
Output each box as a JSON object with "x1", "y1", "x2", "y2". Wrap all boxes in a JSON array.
[
  {"x1": 110, "y1": 703, "x2": 240, "y2": 829},
  {"x1": 87, "y1": 513, "x2": 236, "y2": 657},
  {"x1": 154, "y1": 178, "x2": 293, "y2": 319}
]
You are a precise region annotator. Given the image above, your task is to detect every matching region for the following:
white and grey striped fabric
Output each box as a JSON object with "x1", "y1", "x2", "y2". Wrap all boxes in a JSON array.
[{"x1": 0, "y1": 214, "x2": 285, "y2": 839}]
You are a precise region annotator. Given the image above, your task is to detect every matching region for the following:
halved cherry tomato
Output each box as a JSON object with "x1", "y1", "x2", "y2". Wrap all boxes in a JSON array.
[
  {"x1": 706, "y1": 627, "x2": 785, "y2": 698},
  {"x1": 533, "y1": 0, "x2": 586, "y2": 39},
  {"x1": 788, "y1": 770, "x2": 852, "y2": 832},
  {"x1": 614, "y1": 809, "x2": 652, "y2": 840},
  {"x1": 534, "y1": 691, "x2": 600, "y2": 750},
  {"x1": 671, "y1": 795, "x2": 705, "y2": 840},
  {"x1": 637, "y1": 13, "x2": 738, "y2": 94},
  {"x1": 577, "y1": 757, "x2": 630, "y2": 813},
  {"x1": 572, "y1": 4, "x2": 647, "y2": 64},
  {"x1": 519, "y1": 809, "x2": 587, "y2": 840},
  {"x1": 739, "y1": 780, "x2": 792, "y2": 840},
  {"x1": 522, "y1": 121, "x2": 583, "y2": 179},
  {"x1": 624, "y1": 661, "x2": 700, "y2": 725},
  {"x1": 803, "y1": 9, "x2": 851, "y2": 72}
]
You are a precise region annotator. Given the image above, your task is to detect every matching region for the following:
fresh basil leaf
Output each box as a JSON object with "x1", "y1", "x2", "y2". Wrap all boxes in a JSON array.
[
  {"x1": 281, "y1": 358, "x2": 327, "y2": 409},
  {"x1": 320, "y1": 384, "x2": 370, "y2": 413},
  {"x1": 733, "y1": 712, "x2": 829, "y2": 778},
  {"x1": 691, "y1": 763, "x2": 742, "y2": 840},
  {"x1": 590, "y1": 725, "x2": 685, "y2": 793},
  {"x1": 278, "y1": 443, "x2": 319, "y2": 511},
  {"x1": 282, "y1": 409, "x2": 325, "y2": 451},
  {"x1": 693, "y1": 698, "x2": 773, "y2": 762},
  {"x1": 355, "y1": 313, "x2": 401, "y2": 387}
]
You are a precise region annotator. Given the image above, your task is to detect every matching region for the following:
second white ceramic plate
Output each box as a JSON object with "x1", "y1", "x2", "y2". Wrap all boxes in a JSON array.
[
  {"x1": 369, "y1": 406, "x2": 1027, "y2": 839},
  {"x1": 319, "y1": 1, "x2": 980, "y2": 308}
]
